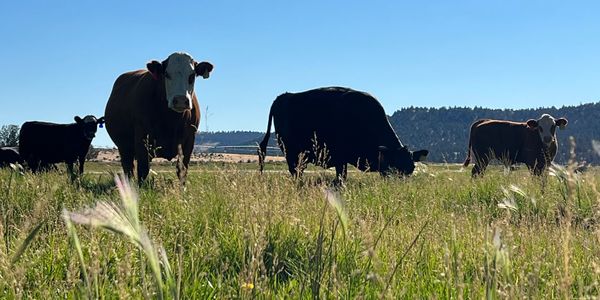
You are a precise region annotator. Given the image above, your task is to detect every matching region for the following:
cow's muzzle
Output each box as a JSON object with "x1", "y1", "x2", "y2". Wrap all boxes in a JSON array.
[{"x1": 171, "y1": 96, "x2": 192, "y2": 112}]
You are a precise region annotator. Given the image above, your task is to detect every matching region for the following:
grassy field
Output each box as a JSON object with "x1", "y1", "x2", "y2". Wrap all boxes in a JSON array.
[{"x1": 0, "y1": 159, "x2": 599, "y2": 299}]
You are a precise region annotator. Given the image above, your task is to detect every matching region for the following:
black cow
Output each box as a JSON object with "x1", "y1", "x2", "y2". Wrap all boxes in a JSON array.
[
  {"x1": 258, "y1": 87, "x2": 429, "y2": 180},
  {"x1": 0, "y1": 147, "x2": 23, "y2": 167},
  {"x1": 19, "y1": 115, "x2": 105, "y2": 178}
]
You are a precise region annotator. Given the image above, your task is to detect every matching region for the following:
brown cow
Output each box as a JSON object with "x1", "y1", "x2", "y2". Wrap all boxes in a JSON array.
[
  {"x1": 463, "y1": 114, "x2": 568, "y2": 176},
  {"x1": 104, "y1": 52, "x2": 213, "y2": 184}
]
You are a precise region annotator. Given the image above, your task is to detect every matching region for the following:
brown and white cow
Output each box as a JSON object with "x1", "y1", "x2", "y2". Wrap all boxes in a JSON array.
[
  {"x1": 104, "y1": 52, "x2": 213, "y2": 184},
  {"x1": 463, "y1": 114, "x2": 568, "y2": 176}
]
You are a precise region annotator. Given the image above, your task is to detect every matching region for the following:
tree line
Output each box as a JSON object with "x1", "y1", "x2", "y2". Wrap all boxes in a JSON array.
[
  {"x1": 4, "y1": 101, "x2": 599, "y2": 165},
  {"x1": 196, "y1": 102, "x2": 600, "y2": 165}
]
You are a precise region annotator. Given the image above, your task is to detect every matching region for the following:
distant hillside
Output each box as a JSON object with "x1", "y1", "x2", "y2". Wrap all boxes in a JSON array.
[
  {"x1": 195, "y1": 131, "x2": 279, "y2": 155},
  {"x1": 196, "y1": 102, "x2": 600, "y2": 164},
  {"x1": 196, "y1": 131, "x2": 266, "y2": 146}
]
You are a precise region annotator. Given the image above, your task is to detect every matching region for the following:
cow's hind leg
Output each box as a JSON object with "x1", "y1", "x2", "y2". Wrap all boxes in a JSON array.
[
  {"x1": 117, "y1": 144, "x2": 135, "y2": 179},
  {"x1": 471, "y1": 154, "x2": 489, "y2": 177}
]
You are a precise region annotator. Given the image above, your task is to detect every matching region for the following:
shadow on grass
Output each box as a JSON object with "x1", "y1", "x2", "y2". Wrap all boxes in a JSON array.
[{"x1": 78, "y1": 175, "x2": 117, "y2": 196}]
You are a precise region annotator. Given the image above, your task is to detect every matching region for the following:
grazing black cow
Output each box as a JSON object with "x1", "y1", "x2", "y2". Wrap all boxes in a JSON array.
[
  {"x1": 0, "y1": 147, "x2": 23, "y2": 167},
  {"x1": 19, "y1": 115, "x2": 105, "y2": 178},
  {"x1": 463, "y1": 114, "x2": 568, "y2": 176},
  {"x1": 258, "y1": 87, "x2": 429, "y2": 180}
]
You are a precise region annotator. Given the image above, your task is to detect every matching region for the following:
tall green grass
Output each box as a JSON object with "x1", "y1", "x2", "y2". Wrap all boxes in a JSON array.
[{"x1": 0, "y1": 159, "x2": 599, "y2": 298}]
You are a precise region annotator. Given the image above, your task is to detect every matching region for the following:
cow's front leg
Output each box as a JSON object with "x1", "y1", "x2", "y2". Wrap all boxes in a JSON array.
[
  {"x1": 78, "y1": 155, "x2": 86, "y2": 176},
  {"x1": 66, "y1": 162, "x2": 76, "y2": 181},
  {"x1": 135, "y1": 141, "x2": 151, "y2": 185},
  {"x1": 177, "y1": 137, "x2": 194, "y2": 185},
  {"x1": 335, "y1": 163, "x2": 348, "y2": 181},
  {"x1": 27, "y1": 158, "x2": 40, "y2": 173},
  {"x1": 532, "y1": 164, "x2": 545, "y2": 176}
]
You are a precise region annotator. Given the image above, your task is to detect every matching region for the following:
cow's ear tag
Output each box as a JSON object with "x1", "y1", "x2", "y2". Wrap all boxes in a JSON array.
[{"x1": 99, "y1": 123, "x2": 104, "y2": 128}]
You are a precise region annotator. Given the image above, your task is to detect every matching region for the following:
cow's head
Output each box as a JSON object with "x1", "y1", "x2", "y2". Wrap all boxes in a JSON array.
[
  {"x1": 74, "y1": 115, "x2": 105, "y2": 141},
  {"x1": 526, "y1": 114, "x2": 568, "y2": 146},
  {"x1": 146, "y1": 52, "x2": 214, "y2": 113},
  {"x1": 378, "y1": 146, "x2": 429, "y2": 176}
]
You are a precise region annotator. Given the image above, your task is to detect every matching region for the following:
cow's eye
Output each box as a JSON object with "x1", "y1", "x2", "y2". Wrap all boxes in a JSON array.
[
  {"x1": 165, "y1": 72, "x2": 171, "y2": 80},
  {"x1": 539, "y1": 127, "x2": 543, "y2": 132},
  {"x1": 189, "y1": 74, "x2": 195, "y2": 84}
]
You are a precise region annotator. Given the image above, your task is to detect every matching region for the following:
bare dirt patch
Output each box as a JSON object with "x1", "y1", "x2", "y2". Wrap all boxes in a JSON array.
[{"x1": 94, "y1": 149, "x2": 285, "y2": 163}]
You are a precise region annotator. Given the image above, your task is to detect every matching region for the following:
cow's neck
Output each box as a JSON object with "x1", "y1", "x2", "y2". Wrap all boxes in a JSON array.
[{"x1": 145, "y1": 79, "x2": 191, "y2": 147}]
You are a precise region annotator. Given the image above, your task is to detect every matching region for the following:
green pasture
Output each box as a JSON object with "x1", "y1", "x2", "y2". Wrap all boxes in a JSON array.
[{"x1": 0, "y1": 160, "x2": 599, "y2": 298}]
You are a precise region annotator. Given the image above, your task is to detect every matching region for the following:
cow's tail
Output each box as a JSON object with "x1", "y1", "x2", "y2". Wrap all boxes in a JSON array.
[
  {"x1": 463, "y1": 136, "x2": 472, "y2": 167},
  {"x1": 258, "y1": 103, "x2": 275, "y2": 173},
  {"x1": 463, "y1": 120, "x2": 484, "y2": 167}
]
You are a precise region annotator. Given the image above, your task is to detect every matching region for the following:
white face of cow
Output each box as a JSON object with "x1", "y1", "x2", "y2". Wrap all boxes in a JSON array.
[
  {"x1": 146, "y1": 52, "x2": 214, "y2": 113},
  {"x1": 526, "y1": 114, "x2": 568, "y2": 146},
  {"x1": 163, "y1": 53, "x2": 196, "y2": 113}
]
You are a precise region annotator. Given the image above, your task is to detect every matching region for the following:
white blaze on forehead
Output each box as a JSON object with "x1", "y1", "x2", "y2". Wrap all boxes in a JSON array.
[
  {"x1": 164, "y1": 52, "x2": 196, "y2": 111},
  {"x1": 537, "y1": 114, "x2": 557, "y2": 143}
]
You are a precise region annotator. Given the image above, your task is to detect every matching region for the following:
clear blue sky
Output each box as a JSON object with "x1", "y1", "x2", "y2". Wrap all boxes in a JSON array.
[{"x1": 1, "y1": 1, "x2": 599, "y2": 147}]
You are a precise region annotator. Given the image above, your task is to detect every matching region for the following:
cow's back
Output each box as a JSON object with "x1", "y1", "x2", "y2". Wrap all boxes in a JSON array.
[
  {"x1": 471, "y1": 120, "x2": 525, "y2": 153},
  {"x1": 104, "y1": 70, "x2": 153, "y2": 144},
  {"x1": 272, "y1": 87, "x2": 399, "y2": 163},
  {"x1": 19, "y1": 122, "x2": 81, "y2": 163}
]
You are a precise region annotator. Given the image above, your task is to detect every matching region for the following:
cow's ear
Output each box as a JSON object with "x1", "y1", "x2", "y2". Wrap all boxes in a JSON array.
[
  {"x1": 195, "y1": 61, "x2": 214, "y2": 79},
  {"x1": 556, "y1": 118, "x2": 568, "y2": 129},
  {"x1": 74, "y1": 116, "x2": 83, "y2": 124},
  {"x1": 526, "y1": 119, "x2": 538, "y2": 128},
  {"x1": 146, "y1": 60, "x2": 163, "y2": 80},
  {"x1": 97, "y1": 117, "x2": 105, "y2": 128},
  {"x1": 412, "y1": 149, "x2": 429, "y2": 162}
]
